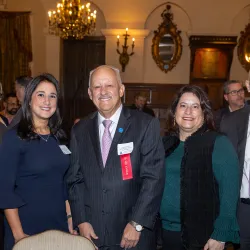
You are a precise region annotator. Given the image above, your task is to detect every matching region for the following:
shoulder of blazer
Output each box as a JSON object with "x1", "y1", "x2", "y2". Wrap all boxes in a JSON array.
[
  {"x1": 128, "y1": 107, "x2": 155, "y2": 122},
  {"x1": 72, "y1": 111, "x2": 98, "y2": 133}
]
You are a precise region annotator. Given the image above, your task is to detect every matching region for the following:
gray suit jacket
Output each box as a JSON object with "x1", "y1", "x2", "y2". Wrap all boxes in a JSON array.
[
  {"x1": 8, "y1": 108, "x2": 22, "y2": 130},
  {"x1": 220, "y1": 106, "x2": 250, "y2": 182},
  {"x1": 0, "y1": 123, "x2": 7, "y2": 144},
  {"x1": 66, "y1": 107, "x2": 165, "y2": 249}
]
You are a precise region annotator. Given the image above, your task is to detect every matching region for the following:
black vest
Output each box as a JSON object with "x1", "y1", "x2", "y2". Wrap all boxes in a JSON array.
[{"x1": 163, "y1": 127, "x2": 220, "y2": 250}]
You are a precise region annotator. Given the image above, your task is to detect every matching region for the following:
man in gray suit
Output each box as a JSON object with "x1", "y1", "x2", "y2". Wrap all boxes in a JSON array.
[
  {"x1": 67, "y1": 65, "x2": 165, "y2": 250},
  {"x1": 8, "y1": 76, "x2": 32, "y2": 129},
  {"x1": 221, "y1": 106, "x2": 250, "y2": 250}
]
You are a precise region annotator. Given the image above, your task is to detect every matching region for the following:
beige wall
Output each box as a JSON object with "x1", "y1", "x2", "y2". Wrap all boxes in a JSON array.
[{"x1": 6, "y1": 0, "x2": 250, "y2": 83}]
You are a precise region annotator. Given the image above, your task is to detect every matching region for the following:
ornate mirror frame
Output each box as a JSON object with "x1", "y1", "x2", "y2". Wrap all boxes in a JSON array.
[
  {"x1": 237, "y1": 23, "x2": 250, "y2": 72},
  {"x1": 152, "y1": 5, "x2": 182, "y2": 73}
]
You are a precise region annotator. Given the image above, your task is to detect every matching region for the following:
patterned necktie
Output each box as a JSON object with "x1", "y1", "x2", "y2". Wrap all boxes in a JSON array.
[{"x1": 102, "y1": 120, "x2": 112, "y2": 166}]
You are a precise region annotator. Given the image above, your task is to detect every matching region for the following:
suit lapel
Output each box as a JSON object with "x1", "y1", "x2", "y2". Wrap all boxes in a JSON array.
[
  {"x1": 237, "y1": 107, "x2": 250, "y2": 175},
  {"x1": 88, "y1": 112, "x2": 104, "y2": 170},
  {"x1": 106, "y1": 107, "x2": 131, "y2": 164}
]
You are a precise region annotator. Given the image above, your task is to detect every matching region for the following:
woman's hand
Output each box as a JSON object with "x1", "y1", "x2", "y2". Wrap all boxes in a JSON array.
[
  {"x1": 204, "y1": 239, "x2": 225, "y2": 250},
  {"x1": 14, "y1": 233, "x2": 29, "y2": 243},
  {"x1": 68, "y1": 216, "x2": 78, "y2": 235}
]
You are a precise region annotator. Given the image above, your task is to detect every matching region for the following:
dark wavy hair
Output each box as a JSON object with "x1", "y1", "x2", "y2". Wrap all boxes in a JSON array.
[
  {"x1": 166, "y1": 85, "x2": 215, "y2": 134},
  {"x1": 17, "y1": 73, "x2": 66, "y2": 142}
]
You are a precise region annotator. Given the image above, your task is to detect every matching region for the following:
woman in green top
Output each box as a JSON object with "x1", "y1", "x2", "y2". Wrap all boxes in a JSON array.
[{"x1": 160, "y1": 85, "x2": 240, "y2": 250}]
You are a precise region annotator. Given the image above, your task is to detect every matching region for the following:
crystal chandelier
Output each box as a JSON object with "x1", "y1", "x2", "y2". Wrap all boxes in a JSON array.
[{"x1": 48, "y1": 0, "x2": 97, "y2": 39}]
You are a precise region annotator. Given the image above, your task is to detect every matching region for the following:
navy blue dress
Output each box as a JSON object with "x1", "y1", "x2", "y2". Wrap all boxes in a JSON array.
[{"x1": 0, "y1": 130, "x2": 69, "y2": 250}]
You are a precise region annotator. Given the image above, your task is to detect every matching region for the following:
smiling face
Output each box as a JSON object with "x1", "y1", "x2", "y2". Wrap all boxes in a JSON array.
[
  {"x1": 88, "y1": 66, "x2": 125, "y2": 118},
  {"x1": 30, "y1": 81, "x2": 57, "y2": 125},
  {"x1": 175, "y1": 92, "x2": 204, "y2": 140}
]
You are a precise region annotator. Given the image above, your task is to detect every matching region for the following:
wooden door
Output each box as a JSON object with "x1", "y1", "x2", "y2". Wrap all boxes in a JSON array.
[{"x1": 61, "y1": 37, "x2": 105, "y2": 134}]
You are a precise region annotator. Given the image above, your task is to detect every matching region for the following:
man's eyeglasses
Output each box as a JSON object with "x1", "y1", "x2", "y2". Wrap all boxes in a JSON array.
[{"x1": 226, "y1": 88, "x2": 244, "y2": 96}]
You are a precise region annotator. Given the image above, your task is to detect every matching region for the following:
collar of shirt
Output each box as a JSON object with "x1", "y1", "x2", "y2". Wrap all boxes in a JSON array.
[
  {"x1": 98, "y1": 104, "x2": 123, "y2": 127},
  {"x1": 98, "y1": 104, "x2": 123, "y2": 140},
  {"x1": 228, "y1": 104, "x2": 245, "y2": 112}
]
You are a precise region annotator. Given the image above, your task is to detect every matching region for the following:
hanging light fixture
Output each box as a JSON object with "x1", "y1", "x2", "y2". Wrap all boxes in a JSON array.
[{"x1": 48, "y1": 0, "x2": 97, "y2": 39}]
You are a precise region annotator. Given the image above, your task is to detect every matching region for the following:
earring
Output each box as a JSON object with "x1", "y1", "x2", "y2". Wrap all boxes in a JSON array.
[{"x1": 173, "y1": 117, "x2": 176, "y2": 127}]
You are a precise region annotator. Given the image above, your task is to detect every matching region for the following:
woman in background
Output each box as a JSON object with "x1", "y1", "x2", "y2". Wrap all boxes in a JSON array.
[
  {"x1": 160, "y1": 85, "x2": 240, "y2": 250},
  {"x1": 0, "y1": 73, "x2": 75, "y2": 250}
]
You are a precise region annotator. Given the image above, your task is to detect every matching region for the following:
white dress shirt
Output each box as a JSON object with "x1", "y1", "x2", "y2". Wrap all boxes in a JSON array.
[
  {"x1": 241, "y1": 115, "x2": 250, "y2": 198},
  {"x1": 98, "y1": 104, "x2": 123, "y2": 154}
]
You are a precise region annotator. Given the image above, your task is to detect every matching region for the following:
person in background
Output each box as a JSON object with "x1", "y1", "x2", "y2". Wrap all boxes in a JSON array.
[
  {"x1": 0, "y1": 73, "x2": 75, "y2": 250},
  {"x1": 0, "y1": 93, "x2": 19, "y2": 126},
  {"x1": 67, "y1": 65, "x2": 165, "y2": 250},
  {"x1": 0, "y1": 117, "x2": 6, "y2": 143},
  {"x1": 214, "y1": 80, "x2": 245, "y2": 130},
  {"x1": 130, "y1": 92, "x2": 155, "y2": 117},
  {"x1": 220, "y1": 79, "x2": 250, "y2": 250},
  {"x1": 161, "y1": 85, "x2": 240, "y2": 250},
  {"x1": 0, "y1": 119, "x2": 6, "y2": 250},
  {"x1": 8, "y1": 76, "x2": 33, "y2": 129}
]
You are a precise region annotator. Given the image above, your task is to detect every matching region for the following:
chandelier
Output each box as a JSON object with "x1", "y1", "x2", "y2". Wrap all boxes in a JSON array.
[{"x1": 48, "y1": 0, "x2": 97, "y2": 39}]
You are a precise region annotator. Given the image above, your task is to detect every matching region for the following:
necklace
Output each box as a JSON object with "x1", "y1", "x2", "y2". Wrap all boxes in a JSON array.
[{"x1": 37, "y1": 134, "x2": 50, "y2": 142}]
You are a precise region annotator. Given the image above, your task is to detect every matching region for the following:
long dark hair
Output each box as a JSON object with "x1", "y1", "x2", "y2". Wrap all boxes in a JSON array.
[
  {"x1": 166, "y1": 85, "x2": 215, "y2": 134},
  {"x1": 17, "y1": 73, "x2": 66, "y2": 142}
]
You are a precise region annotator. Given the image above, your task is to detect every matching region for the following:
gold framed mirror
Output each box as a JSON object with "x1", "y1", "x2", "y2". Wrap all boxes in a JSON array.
[
  {"x1": 237, "y1": 23, "x2": 250, "y2": 72},
  {"x1": 152, "y1": 5, "x2": 182, "y2": 73}
]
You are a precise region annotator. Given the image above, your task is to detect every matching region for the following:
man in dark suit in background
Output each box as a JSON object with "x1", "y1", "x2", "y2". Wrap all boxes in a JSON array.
[
  {"x1": 130, "y1": 92, "x2": 155, "y2": 117},
  {"x1": 214, "y1": 80, "x2": 245, "y2": 130},
  {"x1": 67, "y1": 65, "x2": 165, "y2": 250},
  {"x1": 220, "y1": 102, "x2": 250, "y2": 250}
]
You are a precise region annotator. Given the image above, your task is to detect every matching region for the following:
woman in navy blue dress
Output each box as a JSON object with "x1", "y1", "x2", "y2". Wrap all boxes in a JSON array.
[{"x1": 0, "y1": 73, "x2": 75, "y2": 250}]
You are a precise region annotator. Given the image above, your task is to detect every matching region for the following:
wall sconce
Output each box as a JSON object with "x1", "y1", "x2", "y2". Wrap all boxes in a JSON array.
[
  {"x1": 246, "y1": 55, "x2": 250, "y2": 84},
  {"x1": 116, "y1": 28, "x2": 135, "y2": 72}
]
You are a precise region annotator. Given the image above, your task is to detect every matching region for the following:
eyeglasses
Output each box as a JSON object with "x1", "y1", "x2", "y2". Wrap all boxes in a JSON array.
[{"x1": 226, "y1": 88, "x2": 244, "y2": 96}]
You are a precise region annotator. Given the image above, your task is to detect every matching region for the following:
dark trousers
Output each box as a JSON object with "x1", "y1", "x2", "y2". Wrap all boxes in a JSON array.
[
  {"x1": 238, "y1": 201, "x2": 250, "y2": 250},
  {"x1": 162, "y1": 229, "x2": 210, "y2": 250},
  {"x1": 162, "y1": 229, "x2": 183, "y2": 250}
]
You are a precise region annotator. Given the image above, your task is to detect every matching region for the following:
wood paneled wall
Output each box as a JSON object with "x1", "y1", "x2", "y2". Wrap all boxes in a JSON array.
[{"x1": 123, "y1": 82, "x2": 223, "y2": 110}]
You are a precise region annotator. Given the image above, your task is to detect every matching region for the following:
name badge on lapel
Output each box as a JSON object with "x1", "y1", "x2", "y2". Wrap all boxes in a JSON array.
[
  {"x1": 117, "y1": 142, "x2": 133, "y2": 155},
  {"x1": 59, "y1": 145, "x2": 71, "y2": 155},
  {"x1": 117, "y1": 142, "x2": 133, "y2": 180}
]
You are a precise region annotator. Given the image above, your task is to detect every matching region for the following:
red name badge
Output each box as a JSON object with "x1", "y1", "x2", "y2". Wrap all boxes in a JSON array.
[{"x1": 120, "y1": 154, "x2": 133, "y2": 180}]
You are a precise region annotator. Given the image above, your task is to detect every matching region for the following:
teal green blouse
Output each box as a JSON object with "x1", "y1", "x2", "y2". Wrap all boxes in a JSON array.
[{"x1": 160, "y1": 135, "x2": 240, "y2": 243}]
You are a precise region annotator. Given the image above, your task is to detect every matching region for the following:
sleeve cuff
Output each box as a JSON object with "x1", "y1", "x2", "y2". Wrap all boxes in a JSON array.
[
  {"x1": 211, "y1": 217, "x2": 240, "y2": 243},
  {"x1": 0, "y1": 193, "x2": 26, "y2": 209}
]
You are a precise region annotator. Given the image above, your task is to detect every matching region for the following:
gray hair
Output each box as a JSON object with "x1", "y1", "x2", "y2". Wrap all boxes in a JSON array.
[
  {"x1": 88, "y1": 65, "x2": 123, "y2": 87},
  {"x1": 223, "y1": 80, "x2": 243, "y2": 94}
]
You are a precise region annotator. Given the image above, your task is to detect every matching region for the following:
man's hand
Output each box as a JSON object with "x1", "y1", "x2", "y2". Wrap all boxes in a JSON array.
[
  {"x1": 78, "y1": 222, "x2": 98, "y2": 249},
  {"x1": 204, "y1": 239, "x2": 225, "y2": 250},
  {"x1": 120, "y1": 223, "x2": 141, "y2": 249}
]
